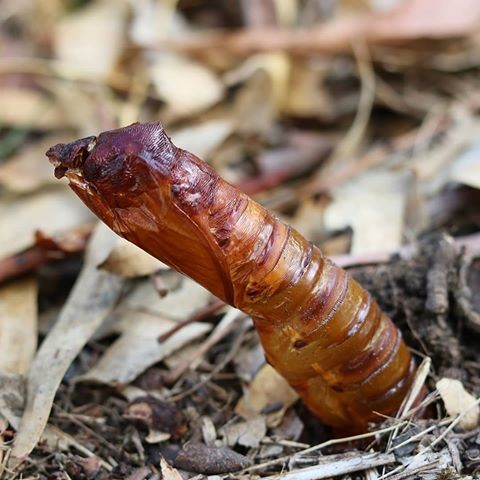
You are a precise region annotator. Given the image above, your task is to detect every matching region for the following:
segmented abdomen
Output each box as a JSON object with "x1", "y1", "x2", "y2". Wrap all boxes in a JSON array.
[{"x1": 206, "y1": 183, "x2": 415, "y2": 431}]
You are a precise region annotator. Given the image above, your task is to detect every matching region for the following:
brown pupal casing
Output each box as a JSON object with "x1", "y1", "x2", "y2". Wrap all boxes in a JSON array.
[{"x1": 47, "y1": 122, "x2": 417, "y2": 431}]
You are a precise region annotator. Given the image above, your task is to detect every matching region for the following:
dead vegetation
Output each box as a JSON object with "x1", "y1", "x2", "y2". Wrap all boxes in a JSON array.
[{"x1": 0, "y1": 0, "x2": 480, "y2": 478}]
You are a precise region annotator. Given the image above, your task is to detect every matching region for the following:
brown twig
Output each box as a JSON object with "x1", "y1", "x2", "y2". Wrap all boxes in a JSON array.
[
  {"x1": 163, "y1": 308, "x2": 243, "y2": 386},
  {"x1": 0, "y1": 225, "x2": 93, "y2": 284},
  {"x1": 158, "y1": 298, "x2": 226, "y2": 342}
]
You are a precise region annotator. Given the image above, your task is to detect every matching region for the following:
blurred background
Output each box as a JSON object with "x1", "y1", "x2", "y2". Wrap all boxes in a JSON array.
[
  {"x1": 1, "y1": 0, "x2": 480, "y2": 262},
  {"x1": 1, "y1": 0, "x2": 480, "y2": 477}
]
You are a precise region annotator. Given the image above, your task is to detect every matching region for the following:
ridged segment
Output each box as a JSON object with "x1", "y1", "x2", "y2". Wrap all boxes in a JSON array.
[{"x1": 203, "y1": 187, "x2": 415, "y2": 430}]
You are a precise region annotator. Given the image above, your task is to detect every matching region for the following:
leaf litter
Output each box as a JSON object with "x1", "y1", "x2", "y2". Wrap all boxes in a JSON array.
[{"x1": 0, "y1": 0, "x2": 480, "y2": 478}]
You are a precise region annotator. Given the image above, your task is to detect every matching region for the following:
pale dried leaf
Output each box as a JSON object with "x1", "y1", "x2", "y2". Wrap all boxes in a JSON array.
[
  {"x1": 436, "y1": 378, "x2": 480, "y2": 431},
  {"x1": 0, "y1": 135, "x2": 71, "y2": 192},
  {"x1": 52, "y1": 84, "x2": 117, "y2": 137},
  {"x1": 121, "y1": 385, "x2": 161, "y2": 402},
  {"x1": 81, "y1": 310, "x2": 211, "y2": 385},
  {"x1": 448, "y1": 142, "x2": 480, "y2": 189},
  {"x1": 99, "y1": 236, "x2": 168, "y2": 278},
  {"x1": 160, "y1": 457, "x2": 183, "y2": 480},
  {"x1": 233, "y1": 341, "x2": 265, "y2": 382},
  {"x1": 291, "y1": 199, "x2": 326, "y2": 243},
  {"x1": 235, "y1": 364, "x2": 298, "y2": 424},
  {"x1": 164, "y1": 341, "x2": 205, "y2": 370},
  {"x1": 0, "y1": 188, "x2": 92, "y2": 258},
  {"x1": 0, "y1": 277, "x2": 37, "y2": 375},
  {"x1": 224, "y1": 52, "x2": 291, "y2": 110},
  {"x1": 10, "y1": 224, "x2": 125, "y2": 465},
  {"x1": 201, "y1": 416, "x2": 217, "y2": 446},
  {"x1": 145, "y1": 430, "x2": 171, "y2": 444},
  {"x1": 0, "y1": 87, "x2": 66, "y2": 129},
  {"x1": 410, "y1": 112, "x2": 480, "y2": 190},
  {"x1": 272, "y1": 408, "x2": 304, "y2": 441},
  {"x1": 124, "y1": 274, "x2": 211, "y2": 320},
  {"x1": 283, "y1": 60, "x2": 345, "y2": 120},
  {"x1": 170, "y1": 119, "x2": 234, "y2": 160},
  {"x1": 324, "y1": 169, "x2": 410, "y2": 255},
  {"x1": 232, "y1": 70, "x2": 276, "y2": 136},
  {"x1": 0, "y1": 373, "x2": 25, "y2": 429},
  {"x1": 273, "y1": 0, "x2": 298, "y2": 26},
  {"x1": 54, "y1": 0, "x2": 127, "y2": 79},
  {"x1": 151, "y1": 53, "x2": 224, "y2": 119},
  {"x1": 129, "y1": 0, "x2": 187, "y2": 47},
  {"x1": 219, "y1": 416, "x2": 266, "y2": 448}
]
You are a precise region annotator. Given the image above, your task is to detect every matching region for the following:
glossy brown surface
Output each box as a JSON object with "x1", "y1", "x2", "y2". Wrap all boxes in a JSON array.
[{"x1": 47, "y1": 122, "x2": 416, "y2": 431}]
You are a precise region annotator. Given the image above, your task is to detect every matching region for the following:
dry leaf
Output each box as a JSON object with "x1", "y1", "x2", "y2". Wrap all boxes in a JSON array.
[
  {"x1": 324, "y1": 169, "x2": 410, "y2": 255},
  {"x1": 124, "y1": 396, "x2": 187, "y2": 442},
  {"x1": 0, "y1": 135, "x2": 71, "y2": 192},
  {"x1": 160, "y1": 457, "x2": 183, "y2": 480},
  {"x1": 283, "y1": 59, "x2": 344, "y2": 119},
  {"x1": 410, "y1": 111, "x2": 480, "y2": 188},
  {"x1": 272, "y1": 408, "x2": 304, "y2": 442},
  {"x1": 436, "y1": 378, "x2": 480, "y2": 431},
  {"x1": 448, "y1": 142, "x2": 480, "y2": 190},
  {"x1": 233, "y1": 341, "x2": 265, "y2": 383},
  {"x1": 0, "y1": 188, "x2": 92, "y2": 258},
  {"x1": 170, "y1": 119, "x2": 234, "y2": 160},
  {"x1": 232, "y1": 70, "x2": 276, "y2": 136},
  {"x1": 80, "y1": 309, "x2": 211, "y2": 385},
  {"x1": 219, "y1": 416, "x2": 267, "y2": 448},
  {"x1": 0, "y1": 277, "x2": 37, "y2": 375},
  {"x1": 291, "y1": 198, "x2": 326, "y2": 243},
  {"x1": 151, "y1": 53, "x2": 224, "y2": 119},
  {"x1": 54, "y1": 0, "x2": 127, "y2": 79},
  {"x1": 99, "y1": 236, "x2": 168, "y2": 278},
  {"x1": 124, "y1": 273, "x2": 211, "y2": 320},
  {"x1": 201, "y1": 416, "x2": 217, "y2": 446},
  {"x1": 235, "y1": 364, "x2": 298, "y2": 426},
  {"x1": 0, "y1": 87, "x2": 66, "y2": 129},
  {"x1": 224, "y1": 52, "x2": 291, "y2": 110},
  {"x1": 52, "y1": 84, "x2": 117, "y2": 137},
  {"x1": 129, "y1": 0, "x2": 187, "y2": 47},
  {"x1": 10, "y1": 224, "x2": 125, "y2": 465},
  {"x1": 0, "y1": 373, "x2": 25, "y2": 429}
]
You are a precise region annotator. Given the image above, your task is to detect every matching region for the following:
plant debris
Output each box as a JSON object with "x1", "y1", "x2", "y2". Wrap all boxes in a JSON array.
[{"x1": 0, "y1": 0, "x2": 479, "y2": 477}]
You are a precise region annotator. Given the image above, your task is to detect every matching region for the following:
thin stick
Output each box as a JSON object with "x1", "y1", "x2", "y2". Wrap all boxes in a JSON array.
[
  {"x1": 158, "y1": 299, "x2": 225, "y2": 342},
  {"x1": 241, "y1": 422, "x2": 408, "y2": 474},
  {"x1": 168, "y1": 315, "x2": 248, "y2": 401},
  {"x1": 427, "y1": 396, "x2": 480, "y2": 449},
  {"x1": 260, "y1": 452, "x2": 395, "y2": 480},
  {"x1": 163, "y1": 307, "x2": 242, "y2": 385}
]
